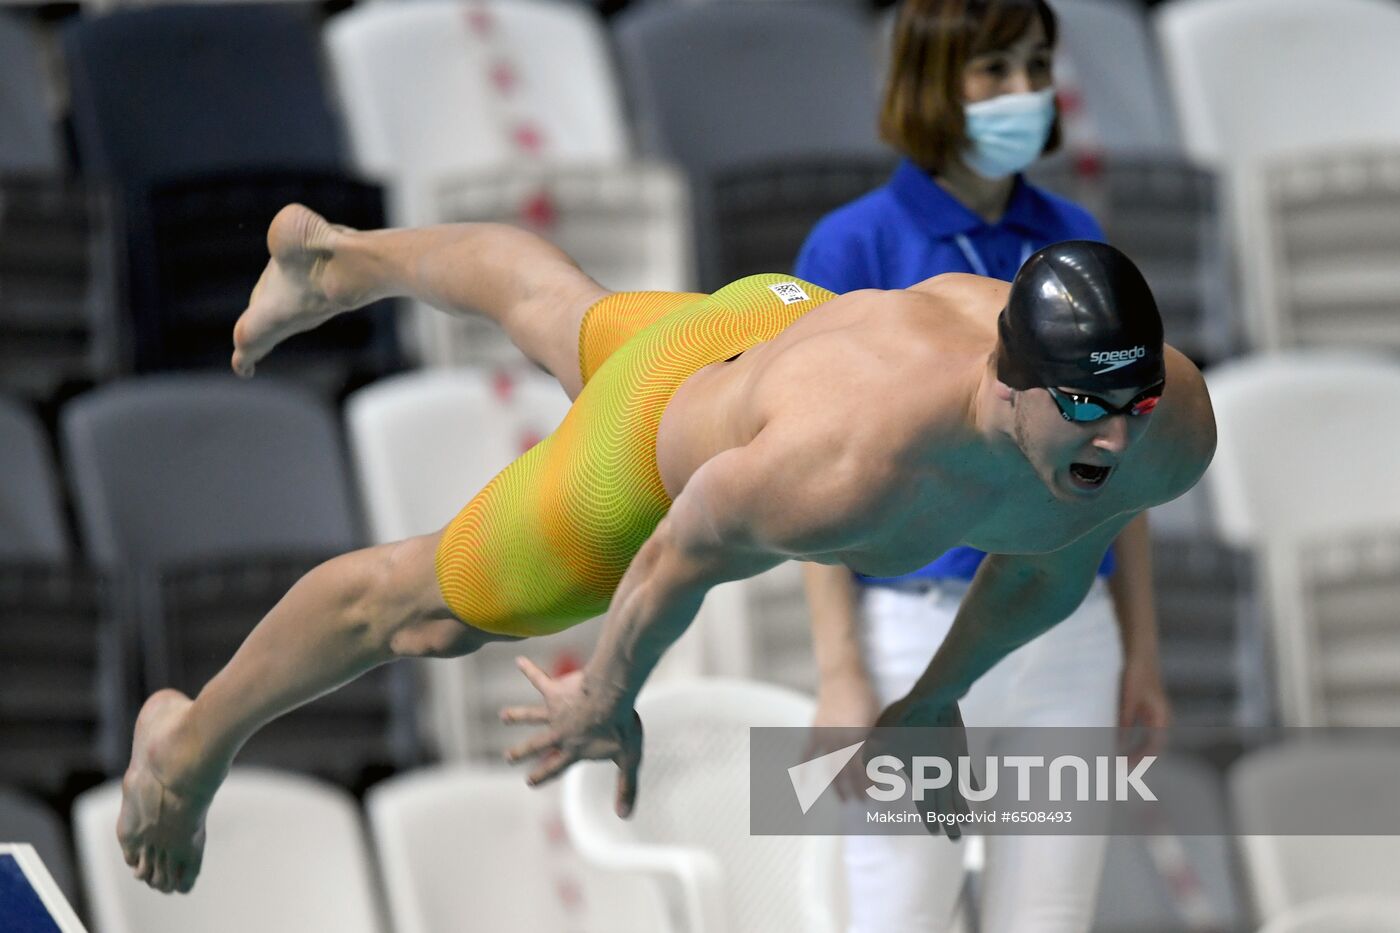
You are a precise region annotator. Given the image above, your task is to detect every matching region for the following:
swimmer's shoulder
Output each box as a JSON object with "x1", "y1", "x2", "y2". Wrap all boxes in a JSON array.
[{"x1": 1143, "y1": 347, "x2": 1217, "y2": 504}]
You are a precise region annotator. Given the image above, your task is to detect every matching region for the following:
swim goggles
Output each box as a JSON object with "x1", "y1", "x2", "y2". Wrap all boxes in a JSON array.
[{"x1": 1046, "y1": 380, "x2": 1164, "y2": 423}]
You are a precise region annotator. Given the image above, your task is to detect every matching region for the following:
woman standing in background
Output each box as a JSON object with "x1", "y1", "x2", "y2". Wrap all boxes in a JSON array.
[{"x1": 797, "y1": 1, "x2": 1171, "y2": 930}]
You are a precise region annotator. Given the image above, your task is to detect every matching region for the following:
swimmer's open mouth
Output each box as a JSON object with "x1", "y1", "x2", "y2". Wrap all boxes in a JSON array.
[{"x1": 1069, "y1": 463, "x2": 1112, "y2": 489}]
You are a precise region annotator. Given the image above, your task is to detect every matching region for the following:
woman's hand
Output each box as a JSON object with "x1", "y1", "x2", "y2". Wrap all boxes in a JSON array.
[
  {"x1": 808, "y1": 672, "x2": 882, "y2": 799},
  {"x1": 501, "y1": 657, "x2": 644, "y2": 817}
]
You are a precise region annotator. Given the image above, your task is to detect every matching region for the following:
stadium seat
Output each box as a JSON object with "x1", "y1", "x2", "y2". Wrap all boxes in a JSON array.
[
  {"x1": 0, "y1": 786, "x2": 78, "y2": 906},
  {"x1": 613, "y1": 3, "x2": 892, "y2": 289},
  {"x1": 325, "y1": 0, "x2": 690, "y2": 366},
  {"x1": 366, "y1": 764, "x2": 673, "y2": 933},
  {"x1": 0, "y1": 395, "x2": 128, "y2": 796},
  {"x1": 1205, "y1": 354, "x2": 1400, "y2": 725},
  {"x1": 1155, "y1": 0, "x2": 1400, "y2": 165},
  {"x1": 0, "y1": 12, "x2": 118, "y2": 399},
  {"x1": 1258, "y1": 896, "x2": 1400, "y2": 933},
  {"x1": 61, "y1": 375, "x2": 417, "y2": 784},
  {"x1": 73, "y1": 769, "x2": 385, "y2": 933},
  {"x1": 563, "y1": 678, "x2": 843, "y2": 933},
  {"x1": 63, "y1": 4, "x2": 397, "y2": 383},
  {"x1": 1092, "y1": 755, "x2": 1247, "y2": 933},
  {"x1": 1233, "y1": 147, "x2": 1400, "y2": 353},
  {"x1": 424, "y1": 164, "x2": 695, "y2": 367},
  {"x1": 1229, "y1": 741, "x2": 1400, "y2": 925}
]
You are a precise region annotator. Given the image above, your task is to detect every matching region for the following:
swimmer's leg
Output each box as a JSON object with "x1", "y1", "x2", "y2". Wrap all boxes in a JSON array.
[
  {"x1": 232, "y1": 204, "x2": 611, "y2": 398},
  {"x1": 118, "y1": 530, "x2": 507, "y2": 895}
]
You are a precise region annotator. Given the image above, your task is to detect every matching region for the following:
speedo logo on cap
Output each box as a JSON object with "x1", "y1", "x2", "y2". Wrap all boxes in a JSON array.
[{"x1": 1089, "y1": 346, "x2": 1146, "y2": 374}]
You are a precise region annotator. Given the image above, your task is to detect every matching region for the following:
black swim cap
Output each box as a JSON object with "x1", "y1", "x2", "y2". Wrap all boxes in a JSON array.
[{"x1": 996, "y1": 241, "x2": 1165, "y2": 393}]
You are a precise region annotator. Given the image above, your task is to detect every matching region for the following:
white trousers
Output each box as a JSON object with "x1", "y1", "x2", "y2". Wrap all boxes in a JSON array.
[{"x1": 843, "y1": 579, "x2": 1123, "y2": 933}]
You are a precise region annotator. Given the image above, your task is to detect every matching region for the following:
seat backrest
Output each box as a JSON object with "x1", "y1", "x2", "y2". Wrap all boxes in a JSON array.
[
  {"x1": 61, "y1": 375, "x2": 358, "y2": 569},
  {"x1": 1229, "y1": 742, "x2": 1400, "y2": 921},
  {"x1": 614, "y1": 3, "x2": 884, "y2": 172},
  {"x1": 568, "y1": 679, "x2": 838, "y2": 933},
  {"x1": 1259, "y1": 896, "x2": 1400, "y2": 933},
  {"x1": 345, "y1": 368, "x2": 567, "y2": 544},
  {"x1": 1155, "y1": 0, "x2": 1400, "y2": 165},
  {"x1": 0, "y1": 12, "x2": 61, "y2": 174},
  {"x1": 324, "y1": 0, "x2": 629, "y2": 215},
  {"x1": 1048, "y1": 0, "x2": 1180, "y2": 155},
  {"x1": 1284, "y1": 531, "x2": 1400, "y2": 726},
  {"x1": 367, "y1": 764, "x2": 671, "y2": 933},
  {"x1": 1239, "y1": 148, "x2": 1400, "y2": 352},
  {"x1": 0, "y1": 396, "x2": 68, "y2": 562},
  {"x1": 64, "y1": 4, "x2": 345, "y2": 185},
  {"x1": 0, "y1": 787, "x2": 77, "y2": 905},
  {"x1": 74, "y1": 769, "x2": 385, "y2": 933},
  {"x1": 1203, "y1": 353, "x2": 1400, "y2": 547}
]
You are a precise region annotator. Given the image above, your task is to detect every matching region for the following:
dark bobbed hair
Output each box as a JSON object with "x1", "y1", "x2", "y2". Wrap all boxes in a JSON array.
[{"x1": 880, "y1": 0, "x2": 1062, "y2": 173}]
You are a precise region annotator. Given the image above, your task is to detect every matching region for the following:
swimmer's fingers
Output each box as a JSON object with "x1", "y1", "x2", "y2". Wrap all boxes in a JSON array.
[
  {"x1": 527, "y1": 749, "x2": 577, "y2": 787},
  {"x1": 504, "y1": 728, "x2": 561, "y2": 764},
  {"x1": 615, "y1": 713, "x2": 644, "y2": 818},
  {"x1": 515, "y1": 656, "x2": 555, "y2": 696},
  {"x1": 500, "y1": 704, "x2": 550, "y2": 725}
]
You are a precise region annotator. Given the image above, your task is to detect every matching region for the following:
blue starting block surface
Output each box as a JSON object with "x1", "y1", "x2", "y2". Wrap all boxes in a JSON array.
[{"x1": 0, "y1": 845, "x2": 87, "y2": 933}]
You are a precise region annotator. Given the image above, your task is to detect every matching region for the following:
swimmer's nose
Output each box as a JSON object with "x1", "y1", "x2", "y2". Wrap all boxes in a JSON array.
[{"x1": 1090, "y1": 413, "x2": 1131, "y2": 455}]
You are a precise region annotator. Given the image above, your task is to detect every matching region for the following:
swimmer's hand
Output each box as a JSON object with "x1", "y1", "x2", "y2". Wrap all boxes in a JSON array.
[
  {"x1": 871, "y1": 698, "x2": 975, "y2": 841},
  {"x1": 501, "y1": 657, "x2": 644, "y2": 818}
]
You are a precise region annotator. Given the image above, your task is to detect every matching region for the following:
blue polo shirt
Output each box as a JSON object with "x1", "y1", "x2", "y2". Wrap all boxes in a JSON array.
[{"x1": 794, "y1": 158, "x2": 1115, "y2": 584}]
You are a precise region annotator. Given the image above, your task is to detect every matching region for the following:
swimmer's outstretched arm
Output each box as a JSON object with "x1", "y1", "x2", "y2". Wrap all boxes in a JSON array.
[
  {"x1": 233, "y1": 204, "x2": 608, "y2": 395},
  {"x1": 502, "y1": 436, "x2": 803, "y2": 814},
  {"x1": 881, "y1": 515, "x2": 1134, "y2": 723}
]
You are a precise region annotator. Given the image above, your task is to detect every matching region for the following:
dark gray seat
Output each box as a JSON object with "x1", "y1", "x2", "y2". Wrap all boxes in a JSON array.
[
  {"x1": 0, "y1": 396, "x2": 126, "y2": 798},
  {"x1": 614, "y1": 3, "x2": 893, "y2": 288},
  {"x1": 63, "y1": 4, "x2": 398, "y2": 384},
  {"x1": 0, "y1": 786, "x2": 78, "y2": 906},
  {"x1": 61, "y1": 375, "x2": 418, "y2": 787},
  {"x1": 0, "y1": 12, "x2": 119, "y2": 400}
]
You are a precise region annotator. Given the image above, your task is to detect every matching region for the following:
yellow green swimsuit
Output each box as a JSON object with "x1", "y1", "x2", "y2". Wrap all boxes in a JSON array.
[{"x1": 434, "y1": 274, "x2": 836, "y2": 636}]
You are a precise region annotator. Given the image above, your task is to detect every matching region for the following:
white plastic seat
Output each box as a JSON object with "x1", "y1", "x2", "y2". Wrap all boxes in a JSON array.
[
  {"x1": 563, "y1": 678, "x2": 842, "y2": 933},
  {"x1": 1205, "y1": 353, "x2": 1400, "y2": 724},
  {"x1": 1234, "y1": 147, "x2": 1400, "y2": 352},
  {"x1": 1204, "y1": 353, "x2": 1400, "y2": 549},
  {"x1": 367, "y1": 764, "x2": 673, "y2": 933},
  {"x1": 325, "y1": 0, "x2": 688, "y2": 366},
  {"x1": 1258, "y1": 896, "x2": 1400, "y2": 933},
  {"x1": 1229, "y1": 742, "x2": 1400, "y2": 924},
  {"x1": 72, "y1": 769, "x2": 384, "y2": 933},
  {"x1": 1155, "y1": 0, "x2": 1400, "y2": 166},
  {"x1": 325, "y1": 0, "x2": 629, "y2": 193},
  {"x1": 420, "y1": 162, "x2": 695, "y2": 367}
]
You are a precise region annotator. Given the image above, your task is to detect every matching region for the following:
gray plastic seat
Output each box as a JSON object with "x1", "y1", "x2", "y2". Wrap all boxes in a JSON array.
[
  {"x1": 63, "y1": 4, "x2": 397, "y2": 382},
  {"x1": 0, "y1": 787, "x2": 77, "y2": 906},
  {"x1": 1048, "y1": 0, "x2": 1181, "y2": 156},
  {"x1": 0, "y1": 13, "x2": 60, "y2": 175},
  {"x1": 0, "y1": 397, "x2": 68, "y2": 563},
  {"x1": 0, "y1": 396, "x2": 127, "y2": 795},
  {"x1": 60, "y1": 375, "x2": 417, "y2": 785},
  {"x1": 0, "y1": 13, "x2": 119, "y2": 399},
  {"x1": 614, "y1": 3, "x2": 891, "y2": 287}
]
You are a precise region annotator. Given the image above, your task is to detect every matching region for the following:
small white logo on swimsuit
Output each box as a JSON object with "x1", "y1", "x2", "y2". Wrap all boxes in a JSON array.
[
  {"x1": 1089, "y1": 346, "x2": 1145, "y2": 375},
  {"x1": 769, "y1": 282, "x2": 810, "y2": 305}
]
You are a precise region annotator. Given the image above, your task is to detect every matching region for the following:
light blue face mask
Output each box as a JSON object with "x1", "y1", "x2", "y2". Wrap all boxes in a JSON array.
[{"x1": 961, "y1": 88, "x2": 1056, "y2": 179}]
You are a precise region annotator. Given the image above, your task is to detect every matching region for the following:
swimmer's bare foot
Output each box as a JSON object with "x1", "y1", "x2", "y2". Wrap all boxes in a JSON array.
[
  {"x1": 118, "y1": 690, "x2": 226, "y2": 894},
  {"x1": 231, "y1": 204, "x2": 382, "y2": 377}
]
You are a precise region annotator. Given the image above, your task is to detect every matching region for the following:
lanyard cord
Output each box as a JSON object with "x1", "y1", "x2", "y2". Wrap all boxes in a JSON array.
[{"x1": 954, "y1": 233, "x2": 1033, "y2": 280}]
